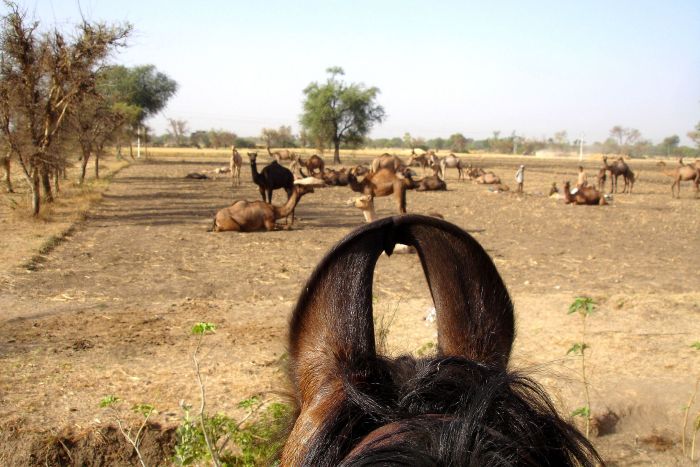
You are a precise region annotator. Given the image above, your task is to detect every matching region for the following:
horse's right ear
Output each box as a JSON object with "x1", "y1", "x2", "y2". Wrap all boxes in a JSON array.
[{"x1": 393, "y1": 215, "x2": 515, "y2": 368}]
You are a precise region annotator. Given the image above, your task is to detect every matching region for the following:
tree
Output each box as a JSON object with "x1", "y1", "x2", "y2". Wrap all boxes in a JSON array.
[
  {"x1": 101, "y1": 64, "x2": 177, "y2": 154},
  {"x1": 261, "y1": 125, "x2": 295, "y2": 148},
  {"x1": 166, "y1": 118, "x2": 188, "y2": 146},
  {"x1": 662, "y1": 135, "x2": 680, "y2": 157},
  {"x1": 688, "y1": 122, "x2": 700, "y2": 150},
  {"x1": 609, "y1": 126, "x2": 641, "y2": 155},
  {"x1": 300, "y1": 67, "x2": 385, "y2": 163},
  {"x1": 0, "y1": 2, "x2": 130, "y2": 215},
  {"x1": 448, "y1": 133, "x2": 469, "y2": 153}
]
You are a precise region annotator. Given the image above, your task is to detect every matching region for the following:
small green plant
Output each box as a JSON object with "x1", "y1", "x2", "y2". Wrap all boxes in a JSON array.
[
  {"x1": 99, "y1": 395, "x2": 156, "y2": 467},
  {"x1": 173, "y1": 397, "x2": 292, "y2": 466},
  {"x1": 416, "y1": 341, "x2": 435, "y2": 357},
  {"x1": 567, "y1": 296, "x2": 597, "y2": 438}
]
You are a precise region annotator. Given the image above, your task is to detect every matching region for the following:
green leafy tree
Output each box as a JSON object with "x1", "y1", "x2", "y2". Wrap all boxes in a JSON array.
[
  {"x1": 448, "y1": 133, "x2": 469, "y2": 153},
  {"x1": 300, "y1": 67, "x2": 385, "y2": 163},
  {"x1": 662, "y1": 135, "x2": 680, "y2": 156}
]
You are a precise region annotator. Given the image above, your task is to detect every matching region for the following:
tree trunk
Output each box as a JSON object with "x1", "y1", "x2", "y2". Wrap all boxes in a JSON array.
[
  {"x1": 116, "y1": 143, "x2": 122, "y2": 160},
  {"x1": 144, "y1": 128, "x2": 149, "y2": 158},
  {"x1": 54, "y1": 169, "x2": 60, "y2": 193},
  {"x1": 31, "y1": 168, "x2": 41, "y2": 216},
  {"x1": 79, "y1": 151, "x2": 89, "y2": 184},
  {"x1": 95, "y1": 153, "x2": 100, "y2": 179},
  {"x1": 129, "y1": 140, "x2": 134, "y2": 159},
  {"x1": 41, "y1": 163, "x2": 53, "y2": 203},
  {"x1": 2, "y1": 156, "x2": 12, "y2": 193},
  {"x1": 333, "y1": 138, "x2": 341, "y2": 164}
]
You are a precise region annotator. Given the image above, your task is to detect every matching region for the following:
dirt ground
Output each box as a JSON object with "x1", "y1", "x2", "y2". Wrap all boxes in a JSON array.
[{"x1": 1, "y1": 149, "x2": 699, "y2": 465}]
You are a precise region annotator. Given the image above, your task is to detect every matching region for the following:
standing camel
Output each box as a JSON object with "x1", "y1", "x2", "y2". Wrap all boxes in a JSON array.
[
  {"x1": 230, "y1": 146, "x2": 242, "y2": 186},
  {"x1": 602, "y1": 156, "x2": 633, "y2": 193},
  {"x1": 658, "y1": 160, "x2": 699, "y2": 198},
  {"x1": 248, "y1": 152, "x2": 299, "y2": 224},
  {"x1": 266, "y1": 146, "x2": 294, "y2": 163},
  {"x1": 439, "y1": 153, "x2": 464, "y2": 181},
  {"x1": 347, "y1": 167, "x2": 413, "y2": 214}
]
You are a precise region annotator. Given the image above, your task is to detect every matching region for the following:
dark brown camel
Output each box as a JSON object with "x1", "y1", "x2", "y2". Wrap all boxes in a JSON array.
[
  {"x1": 347, "y1": 167, "x2": 413, "y2": 214},
  {"x1": 210, "y1": 184, "x2": 313, "y2": 232},
  {"x1": 248, "y1": 152, "x2": 298, "y2": 222},
  {"x1": 321, "y1": 167, "x2": 350, "y2": 186},
  {"x1": 602, "y1": 156, "x2": 633, "y2": 193},
  {"x1": 563, "y1": 181, "x2": 607, "y2": 205},
  {"x1": 291, "y1": 154, "x2": 325, "y2": 175},
  {"x1": 413, "y1": 174, "x2": 447, "y2": 191},
  {"x1": 282, "y1": 215, "x2": 601, "y2": 465},
  {"x1": 596, "y1": 168, "x2": 607, "y2": 192}
]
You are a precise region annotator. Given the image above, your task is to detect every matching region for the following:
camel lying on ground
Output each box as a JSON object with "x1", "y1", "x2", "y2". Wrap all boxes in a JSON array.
[
  {"x1": 476, "y1": 172, "x2": 501, "y2": 184},
  {"x1": 658, "y1": 159, "x2": 699, "y2": 198},
  {"x1": 413, "y1": 174, "x2": 446, "y2": 191},
  {"x1": 562, "y1": 181, "x2": 607, "y2": 205},
  {"x1": 211, "y1": 184, "x2": 314, "y2": 232},
  {"x1": 348, "y1": 167, "x2": 413, "y2": 214}
]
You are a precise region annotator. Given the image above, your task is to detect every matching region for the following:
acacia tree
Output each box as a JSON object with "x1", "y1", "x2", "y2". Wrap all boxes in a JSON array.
[
  {"x1": 688, "y1": 122, "x2": 700, "y2": 150},
  {"x1": 300, "y1": 67, "x2": 385, "y2": 163},
  {"x1": 0, "y1": 2, "x2": 130, "y2": 215},
  {"x1": 662, "y1": 135, "x2": 680, "y2": 157}
]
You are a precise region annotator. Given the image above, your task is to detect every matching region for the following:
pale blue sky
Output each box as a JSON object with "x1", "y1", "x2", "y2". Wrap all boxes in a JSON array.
[{"x1": 23, "y1": 0, "x2": 700, "y2": 143}]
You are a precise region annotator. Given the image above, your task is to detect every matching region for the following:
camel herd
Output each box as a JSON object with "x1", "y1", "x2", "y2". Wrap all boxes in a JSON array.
[{"x1": 208, "y1": 148, "x2": 700, "y2": 232}]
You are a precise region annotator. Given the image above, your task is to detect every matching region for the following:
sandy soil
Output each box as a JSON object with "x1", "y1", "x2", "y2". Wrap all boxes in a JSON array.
[{"x1": 1, "y1": 150, "x2": 699, "y2": 465}]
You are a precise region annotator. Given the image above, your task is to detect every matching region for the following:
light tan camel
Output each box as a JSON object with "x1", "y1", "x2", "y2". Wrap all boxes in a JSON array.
[
  {"x1": 439, "y1": 153, "x2": 464, "y2": 181},
  {"x1": 266, "y1": 145, "x2": 294, "y2": 163},
  {"x1": 370, "y1": 153, "x2": 406, "y2": 173},
  {"x1": 658, "y1": 160, "x2": 699, "y2": 198},
  {"x1": 348, "y1": 167, "x2": 413, "y2": 214},
  {"x1": 230, "y1": 146, "x2": 242, "y2": 185},
  {"x1": 476, "y1": 172, "x2": 501, "y2": 184},
  {"x1": 211, "y1": 184, "x2": 314, "y2": 232},
  {"x1": 562, "y1": 181, "x2": 607, "y2": 205}
]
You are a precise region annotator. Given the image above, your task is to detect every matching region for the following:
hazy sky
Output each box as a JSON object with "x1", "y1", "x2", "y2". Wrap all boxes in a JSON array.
[{"x1": 24, "y1": 0, "x2": 700, "y2": 143}]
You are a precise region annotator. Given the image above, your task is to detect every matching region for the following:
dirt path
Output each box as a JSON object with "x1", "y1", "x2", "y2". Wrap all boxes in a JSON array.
[{"x1": 1, "y1": 153, "x2": 698, "y2": 464}]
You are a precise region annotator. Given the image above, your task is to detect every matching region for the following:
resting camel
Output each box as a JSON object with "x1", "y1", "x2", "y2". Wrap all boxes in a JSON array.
[
  {"x1": 282, "y1": 215, "x2": 601, "y2": 465},
  {"x1": 438, "y1": 153, "x2": 465, "y2": 181},
  {"x1": 370, "y1": 153, "x2": 406, "y2": 173},
  {"x1": 1, "y1": 152, "x2": 12, "y2": 193},
  {"x1": 413, "y1": 174, "x2": 447, "y2": 191},
  {"x1": 320, "y1": 167, "x2": 350, "y2": 186},
  {"x1": 266, "y1": 146, "x2": 294, "y2": 163},
  {"x1": 229, "y1": 146, "x2": 242, "y2": 186},
  {"x1": 290, "y1": 154, "x2": 325, "y2": 175},
  {"x1": 476, "y1": 172, "x2": 501, "y2": 184},
  {"x1": 602, "y1": 156, "x2": 633, "y2": 193},
  {"x1": 348, "y1": 167, "x2": 413, "y2": 214},
  {"x1": 563, "y1": 181, "x2": 607, "y2": 205},
  {"x1": 658, "y1": 160, "x2": 699, "y2": 198},
  {"x1": 464, "y1": 164, "x2": 486, "y2": 180},
  {"x1": 210, "y1": 184, "x2": 314, "y2": 232}
]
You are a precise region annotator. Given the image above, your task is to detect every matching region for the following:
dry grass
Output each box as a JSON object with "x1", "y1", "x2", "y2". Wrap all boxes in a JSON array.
[{"x1": 0, "y1": 156, "x2": 129, "y2": 276}]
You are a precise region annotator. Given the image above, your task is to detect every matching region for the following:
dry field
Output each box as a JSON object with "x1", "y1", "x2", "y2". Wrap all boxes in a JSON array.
[{"x1": 0, "y1": 148, "x2": 699, "y2": 465}]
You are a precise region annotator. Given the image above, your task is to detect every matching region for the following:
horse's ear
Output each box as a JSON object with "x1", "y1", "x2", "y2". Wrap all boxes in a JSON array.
[
  {"x1": 288, "y1": 219, "x2": 396, "y2": 405},
  {"x1": 393, "y1": 215, "x2": 514, "y2": 368}
]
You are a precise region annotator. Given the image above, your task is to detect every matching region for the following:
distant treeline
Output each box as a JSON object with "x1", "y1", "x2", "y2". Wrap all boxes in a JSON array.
[{"x1": 150, "y1": 124, "x2": 700, "y2": 159}]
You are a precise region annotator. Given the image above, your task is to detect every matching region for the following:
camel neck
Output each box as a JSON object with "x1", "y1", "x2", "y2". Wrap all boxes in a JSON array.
[{"x1": 274, "y1": 190, "x2": 300, "y2": 219}]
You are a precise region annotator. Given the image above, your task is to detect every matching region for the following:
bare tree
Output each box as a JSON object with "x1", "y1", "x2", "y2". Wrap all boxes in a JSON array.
[
  {"x1": 0, "y1": 2, "x2": 130, "y2": 215},
  {"x1": 167, "y1": 118, "x2": 189, "y2": 146}
]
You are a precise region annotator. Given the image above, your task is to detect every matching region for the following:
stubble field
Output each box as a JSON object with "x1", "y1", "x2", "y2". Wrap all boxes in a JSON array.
[{"x1": 0, "y1": 148, "x2": 698, "y2": 465}]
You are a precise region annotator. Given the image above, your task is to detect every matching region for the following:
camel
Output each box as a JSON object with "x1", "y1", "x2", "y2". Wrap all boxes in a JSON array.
[
  {"x1": 347, "y1": 167, "x2": 413, "y2": 214},
  {"x1": 562, "y1": 181, "x2": 607, "y2": 205},
  {"x1": 596, "y1": 168, "x2": 607, "y2": 192},
  {"x1": 413, "y1": 174, "x2": 447, "y2": 191},
  {"x1": 1, "y1": 153, "x2": 12, "y2": 193},
  {"x1": 320, "y1": 167, "x2": 350, "y2": 186},
  {"x1": 602, "y1": 156, "x2": 633, "y2": 193},
  {"x1": 211, "y1": 184, "x2": 314, "y2": 232},
  {"x1": 282, "y1": 215, "x2": 601, "y2": 465},
  {"x1": 407, "y1": 150, "x2": 433, "y2": 175},
  {"x1": 370, "y1": 153, "x2": 405, "y2": 173},
  {"x1": 475, "y1": 172, "x2": 501, "y2": 184},
  {"x1": 290, "y1": 154, "x2": 325, "y2": 175},
  {"x1": 464, "y1": 164, "x2": 486, "y2": 180},
  {"x1": 658, "y1": 160, "x2": 699, "y2": 198},
  {"x1": 439, "y1": 153, "x2": 464, "y2": 181},
  {"x1": 228, "y1": 146, "x2": 242, "y2": 185},
  {"x1": 266, "y1": 146, "x2": 294, "y2": 163},
  {"x1": 248, "y1": 152, "x2": 294, "y2": 203}
]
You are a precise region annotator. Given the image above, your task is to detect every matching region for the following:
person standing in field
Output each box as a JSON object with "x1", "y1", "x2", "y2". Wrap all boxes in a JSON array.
[
  {"x1": 576, "y1": 166, "x2": 588, "y2": 189},
  {"x1": 515, "y1": 165, "x2": 525, "y2": 193}
]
